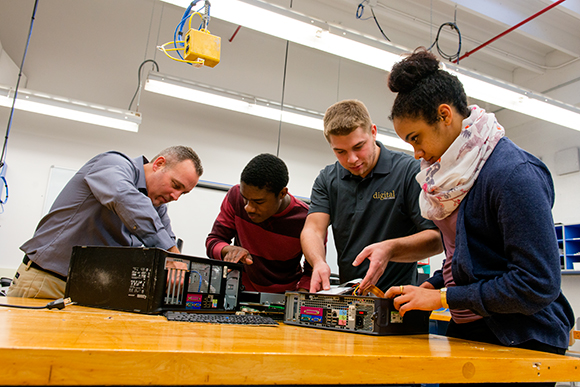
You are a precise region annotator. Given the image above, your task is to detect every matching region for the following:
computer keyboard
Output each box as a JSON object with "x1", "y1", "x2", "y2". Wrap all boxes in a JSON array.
[{"x1": 165, "y1": 311, "x2": 279, "y2": 326}]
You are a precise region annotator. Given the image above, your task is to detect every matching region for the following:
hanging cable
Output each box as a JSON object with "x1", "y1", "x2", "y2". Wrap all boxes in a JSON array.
[
  {"x1": 0, "y1": 0, "x2": 40, "y2": 211},
  {"x1": 157, "y1": 0, "x2": 220, "y2": 68},
  {"x1": 158, "y1": 4, "x2": 204, "y2": 64},
  {"x1": 128, "y1": 59, "x2": 160, "y2": 111},
  {"x1": 0, "y1": 163, "x2": 7, "y2": 214},
  {"x1": 276, "y1": 41, "x2": 290, "y2": 158},
  {"x1": 276, "y1": 0, "x2": 293, "y2": 157},
  {"x1": 427, "y1": 21, "x2": 462, "y2": 63},
  {"x1": 143, "y1": 1, "x2": 157, "y2": 62},
  {"x1": 355, "y1": 0, "x2": 390, "y2": 42},
  {"x1": 426, "y1": 6, "x2": 462, "y2": 63},
  {"x1": 154, "y1": 3, "x2": 164, "y2": 62}
]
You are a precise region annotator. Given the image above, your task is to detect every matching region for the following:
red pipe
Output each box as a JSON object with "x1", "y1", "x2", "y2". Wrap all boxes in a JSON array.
[
  {"x1": 229, "y1": 25, "x2": 242, "y2": 42},
  {"x1": 454, "y1": 0, "x2": 566, "y2": 63}
]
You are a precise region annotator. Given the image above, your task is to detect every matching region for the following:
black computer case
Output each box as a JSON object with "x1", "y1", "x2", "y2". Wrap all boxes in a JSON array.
[{"x1": 65, "y1": 246, "x2": 243, "y2": 314}]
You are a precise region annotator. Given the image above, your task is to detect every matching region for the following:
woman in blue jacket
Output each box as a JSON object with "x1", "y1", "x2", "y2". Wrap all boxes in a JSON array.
[{"x1": 385, "y1": 49, "x2": 574, "y2": 365}]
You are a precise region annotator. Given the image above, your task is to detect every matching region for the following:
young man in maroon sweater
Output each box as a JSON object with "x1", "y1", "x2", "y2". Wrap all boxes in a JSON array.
[{"x1": 206, "y1": 154, "x2": 312, "y2": 293}]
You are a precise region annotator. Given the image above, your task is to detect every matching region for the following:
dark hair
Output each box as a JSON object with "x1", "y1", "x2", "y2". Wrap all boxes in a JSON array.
[
  {"x1": 154, "y1": 146, "x2": 203, "y2": 176},
  {"x1": 388, "y1": 48, "x2": 470, "y2": 124},
  {"x1": 241, "y1": 153, "x2": 289, "y2": 195}
]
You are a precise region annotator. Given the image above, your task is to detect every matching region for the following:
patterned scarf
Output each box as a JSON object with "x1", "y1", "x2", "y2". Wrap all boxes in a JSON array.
[{"x1": 416, "y1": 105, "x2": 505, "y2": 220}]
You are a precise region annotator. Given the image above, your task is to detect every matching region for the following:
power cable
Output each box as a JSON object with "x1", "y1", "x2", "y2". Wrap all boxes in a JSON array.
[
  {"x1": 276, "y1": 0, "x2": 293, "y2": 157},
  {"x1": 143, "y1": 0, "x2": 157, "y2": 62},
  {"x1": 427, "y1": 21, "x2": 462, "y2": 63},
  {"x1": 0, "y1": 0, "x2": 40, "y2": 210},
  {"x1": 0, "y1": 297, "x2": 73, "y2": 310},
  {"x1": 356, "y1": 0, "x2": 390, "y2": 42},
  {"x1": 427, "y1": 6, "x2": 462, "y2": 63},
  {"x1": 276, "y1": 41, "x2": 290, "y2": 158},
  {"x1": 128, "y1": 59, "x2": 160, "y2": 111}
]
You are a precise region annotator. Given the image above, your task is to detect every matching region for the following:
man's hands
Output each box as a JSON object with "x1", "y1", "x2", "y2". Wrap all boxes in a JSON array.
[
  {"x1": 168, "y1": 245, "x2": 181, "y2": 254},
  {"x1": 222, "y1": 245, "x2": 254, "y2": 265},
  {"x1": 352, "y1": 240, "x2": 393, "y2": 292},
  {"x1": 309, "y1": 262, "x2": 331, "y2": 293}
]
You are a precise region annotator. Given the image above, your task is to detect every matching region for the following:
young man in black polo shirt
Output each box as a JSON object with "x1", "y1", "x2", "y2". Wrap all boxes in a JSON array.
[{"x1": 301, "y1": 99, "x2": 443, "y2": 293}]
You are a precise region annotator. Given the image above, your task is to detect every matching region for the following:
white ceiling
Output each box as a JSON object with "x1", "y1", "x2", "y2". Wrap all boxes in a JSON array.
[
  {"x1": 0, "y1": 0, "x2": 579, "y2": 153},
  {"x1": 293, "y1": 0, "x2": 580, "y2": 103}
]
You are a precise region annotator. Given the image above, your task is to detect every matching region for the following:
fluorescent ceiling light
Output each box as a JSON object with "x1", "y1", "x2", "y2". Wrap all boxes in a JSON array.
[
  {"x1": 0, "y1": 84, "x2": 141, "y2": 132},
  {"x1": 444, "y1": 64, "x2": 580, "y2": 131},
  {"x1": 376, "y1": 132, "x2": 412, "y2": 152},
  {"x1": 162, "y1": 0, "x2": 406, "y2": 72},
  {"x1": 145, "y1": 72, "x2": 412, "y2": 151},
  {"x1": 161, "y1": 0, "x2": 580, "y2": 132}
]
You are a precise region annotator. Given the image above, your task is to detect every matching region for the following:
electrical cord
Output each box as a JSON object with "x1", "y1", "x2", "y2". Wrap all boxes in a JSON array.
[
  {"x1": 0, "y1": 297, "x2": 73, "y2": 310},
  {"x1": 173, "y1": 10, "x2": 203, "y2": 60},
  {"x1": 158, "y1": 0, "x2": 214, "y2": 66},
  {"x1": 190, "y1": 270, "x2": 202, "y2": 291},
  {"x1": 356, "y1": 1, "x2": 461, "y2": 63},
  {"x1": 0, "y1": 0, "x2": 39, "y2": 210},
  {"x1": 427, "y1": 21, "x2": 462, "y2": 63},
  {"x1": 174, "y1": 2, "x2": 206, "y2": 58},
  {"x1": 352, "y1": 284, "x2": 385, "y2": 297},
  {"x1": 0, "y1": 162, "x2": 7, "y2": 213},
  {"x1": 369, "y1": 6, "x2": 390, "y2": 42},
  {"x1": 128, "y1": 59, "x2": 160, "y2": 111},
  {"x1": 356, "y1": 0, "x2": 391, "y2": 42}
]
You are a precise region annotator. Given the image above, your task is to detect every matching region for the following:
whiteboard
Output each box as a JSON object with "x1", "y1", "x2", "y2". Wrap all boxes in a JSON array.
[{"x1": 43, "y1": 166, "x2": 76, "y2": 216}]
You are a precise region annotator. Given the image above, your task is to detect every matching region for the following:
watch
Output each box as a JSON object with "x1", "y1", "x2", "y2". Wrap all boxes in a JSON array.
[{"x1": 440, "y1": 287, "x2": 449, "y2": 309}]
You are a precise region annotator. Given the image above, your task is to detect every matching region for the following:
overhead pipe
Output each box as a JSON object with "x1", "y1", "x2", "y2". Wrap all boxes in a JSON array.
[
  {"x1": 454, "y1": 0, "x2": 566, "y2": 63},
  {"x1": 229, "y1": 25, "x2": 242, "y2": 42}
]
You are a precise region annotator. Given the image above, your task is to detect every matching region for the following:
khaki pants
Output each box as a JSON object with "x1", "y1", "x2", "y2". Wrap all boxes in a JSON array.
[{"x1": 6, "y1": 262, "x2": 66, "y2": 299}]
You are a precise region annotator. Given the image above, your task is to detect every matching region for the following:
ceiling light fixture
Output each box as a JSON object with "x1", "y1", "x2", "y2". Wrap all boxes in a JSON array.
[
  {"x1": 145, "y1": 72, "x2": 412, "y2": 151},
  {"x1": 444, "y1": 64, "x2": 580, "y2": 131},
  {"x1": 0, "y1": 84, "x2": 141, "y2": 132},
  {"x1": 161, "y1": 0, "x2": 407, "y2": 71},
  {"x1": 161, "y1": 0, "x2": 580, "y2": 132}
]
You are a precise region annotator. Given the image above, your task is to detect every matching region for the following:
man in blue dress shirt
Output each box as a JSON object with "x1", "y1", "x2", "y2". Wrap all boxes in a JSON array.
[{"x1": 7, "y1": 145, "x2": 202, "y2": 299}]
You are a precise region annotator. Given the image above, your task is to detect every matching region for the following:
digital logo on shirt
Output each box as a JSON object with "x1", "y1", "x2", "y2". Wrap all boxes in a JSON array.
[{"x1": 373, "y1": 190, "x2": 396, "y2": 200}]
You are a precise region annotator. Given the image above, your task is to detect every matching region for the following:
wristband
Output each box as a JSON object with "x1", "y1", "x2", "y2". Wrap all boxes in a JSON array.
[{"x1": 440, "y1": 287, "x2": 449, "y2": 309}]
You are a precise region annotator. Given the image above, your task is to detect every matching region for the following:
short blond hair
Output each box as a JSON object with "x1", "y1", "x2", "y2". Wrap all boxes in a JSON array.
[{"x1": 323, "y1": 100, "x2": 373, "y2": 142}]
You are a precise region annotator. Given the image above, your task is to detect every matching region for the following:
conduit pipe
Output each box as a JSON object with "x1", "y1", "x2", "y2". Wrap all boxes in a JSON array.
[{"x1": 454, "y1": 0, "x2": 566, "y2": 63}]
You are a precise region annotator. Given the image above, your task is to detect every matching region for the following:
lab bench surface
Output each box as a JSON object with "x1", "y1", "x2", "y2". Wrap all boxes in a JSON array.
[{"x1": 1, "y1": 297, "x2": 579, "y2": 385}]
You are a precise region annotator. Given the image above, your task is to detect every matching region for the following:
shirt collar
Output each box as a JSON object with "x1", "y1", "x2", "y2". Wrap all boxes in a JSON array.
[
  {"x1": 134, "y1": 156, "x2": 149, "y2": 195},
  {"x1": 339, "y1": 141, "x2": 393, "y2": 180}
]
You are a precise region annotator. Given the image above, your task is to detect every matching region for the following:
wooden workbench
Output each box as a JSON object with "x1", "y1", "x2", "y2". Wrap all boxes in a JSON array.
[{"x1": 1, "y1": 297, "x2": 579, "y2": 385}]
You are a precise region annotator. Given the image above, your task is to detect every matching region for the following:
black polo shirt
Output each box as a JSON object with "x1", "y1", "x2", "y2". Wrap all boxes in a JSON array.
[{"x1": 309, "y1": 141, "x2": 437, "y2": 291}]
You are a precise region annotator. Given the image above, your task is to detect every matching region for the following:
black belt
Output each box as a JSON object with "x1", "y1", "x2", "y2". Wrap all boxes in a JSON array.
[{"x1": 23, "y1": 255, "x2": 67, "y2": 282}]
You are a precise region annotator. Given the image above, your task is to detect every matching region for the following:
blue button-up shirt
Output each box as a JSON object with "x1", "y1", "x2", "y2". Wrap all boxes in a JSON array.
[{"x1": 21, "y1": 151, "x2": 176, "y2": 277}]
